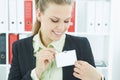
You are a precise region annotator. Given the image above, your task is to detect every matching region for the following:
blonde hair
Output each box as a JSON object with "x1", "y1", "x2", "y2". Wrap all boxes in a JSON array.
[{"x1": 33, "y1": 0, "x2": 74, "y2": 35}]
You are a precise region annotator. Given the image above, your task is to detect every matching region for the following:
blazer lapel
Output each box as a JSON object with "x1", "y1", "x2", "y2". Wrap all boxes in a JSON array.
[{"x1": 62, "y1": 34, "x2": 79, "y2": 80}]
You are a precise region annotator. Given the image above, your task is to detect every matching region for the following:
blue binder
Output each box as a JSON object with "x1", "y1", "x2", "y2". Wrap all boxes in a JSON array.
[{"x1": 0, "y1": 33, "x2": 6, "y2": 64}]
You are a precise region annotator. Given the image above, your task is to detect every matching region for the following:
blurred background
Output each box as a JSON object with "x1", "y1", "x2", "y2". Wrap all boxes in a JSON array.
[{"x1": 0, "y1": 0, "x2": 120, "y2": 80}]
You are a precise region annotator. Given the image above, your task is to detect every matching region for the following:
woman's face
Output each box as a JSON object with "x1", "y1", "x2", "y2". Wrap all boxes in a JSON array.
[{"x1": 38, "y1": 3, "x2": 72, "y2": 44}]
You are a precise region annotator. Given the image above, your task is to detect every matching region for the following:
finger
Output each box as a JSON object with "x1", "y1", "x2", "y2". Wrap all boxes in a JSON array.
[
  {"x1": 73, "y1": 67, "x2": 81, "y2": 74},
  {"x1": 44, "y1": 48, "x2": 57, "y2": 54},
  {"x1": 74, "y1": 61, "x2": 81, "y2": 69},
  {"x1": 77, "y1": 60, "x2": 89, "y2": 66},
  {"x1": 37, "y1": 51, "x2": 55, "y2": 63},
  {"x1": 41, "y1": 55, "x2": 54, "y2": 66},
  {"x1": 43, "y1": 48, "x2": 57, "y2": 57},
  {"x1": 73, "y1": 72, "x2": 82, "y2": 79},
  {"x1": 47, "y1": 51, "x2": 56, "y2": 59},
  {"x1": 44, "y1": 59, "x2": 51, "y2": 65},
  {"x1": 39, "y1": 50, "x2": 55, "y2": 58},
  {"x1": 43, "y1": 53, "x2": 55, "y2": 61},
  {"x1": 38, "y1": 48, "x2": 58, "y2": 58}
]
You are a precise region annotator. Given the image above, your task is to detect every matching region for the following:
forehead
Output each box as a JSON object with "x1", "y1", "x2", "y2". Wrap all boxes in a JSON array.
[{"x1": 43, "y1": 3, "x2": 73, "y2": 19}]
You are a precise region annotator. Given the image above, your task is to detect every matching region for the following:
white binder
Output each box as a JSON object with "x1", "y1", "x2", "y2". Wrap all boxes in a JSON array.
[
  {"x1": 103, "y1": 1, "x2": 110, "y2": 33},
  {"x1": 0, "y1": 0, "x2": 8, "y2": 33},
  {"x1": 86, "y1": 1, "x2": 96, "y2": 33},
  {"x1": 17, "y1": 0, "x2": 24, "y2": 32},
  {"x1": 76, "y1": 0, "x2": 87, "y2": 33},
  {"x1": 9, "y1": 0, "x2": 17, "y2": 32},
  {"x1": 94, "y1": 1, "x2": 104, "y2": 33}
]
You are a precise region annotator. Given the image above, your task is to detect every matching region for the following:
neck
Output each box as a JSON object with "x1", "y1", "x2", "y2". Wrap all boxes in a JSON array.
[{"x1": 39, "y1": 31, "x2": 52, "y2": 47}]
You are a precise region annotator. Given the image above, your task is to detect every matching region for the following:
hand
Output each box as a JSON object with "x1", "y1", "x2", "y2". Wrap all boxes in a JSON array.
[
  {"x1": 35, "y1": 48, "x2": 56, "y2": 78},
  {"x1": 73, "y1": 60, "x2": 102, "y2": 80}
]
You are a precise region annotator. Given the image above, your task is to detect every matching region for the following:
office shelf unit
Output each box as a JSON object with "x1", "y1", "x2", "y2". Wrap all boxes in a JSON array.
[
  {"x1": 72, "y1": 0, "x2": 111, "y2": 80},
  {"x1": 0, "y1": 0, "x2": 112, "y2": 80},
  {"x1": 0, "y1": 0, "x2": 33, "y2": 79}
]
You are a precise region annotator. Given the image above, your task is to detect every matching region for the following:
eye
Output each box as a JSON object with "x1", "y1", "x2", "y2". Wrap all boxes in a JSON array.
[
  {"x1": 64, "y1": 18, "x2": 71, "y2": 23},
  {"x1": 50, "y1": 18, "x2": 59, "y2": 23},
  {"x1": 64, "y1": 20, "x2": 70, "y2": 23}
]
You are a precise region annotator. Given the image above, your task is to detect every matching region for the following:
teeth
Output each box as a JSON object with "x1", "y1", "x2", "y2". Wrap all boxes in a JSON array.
[{"x1": 54, "y1": 32, "x2": 62, "y2": 35}]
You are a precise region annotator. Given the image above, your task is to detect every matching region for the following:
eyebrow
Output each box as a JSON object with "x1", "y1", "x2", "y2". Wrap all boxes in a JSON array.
[{"x1": 50, "y1": 16, "x2": 71, "y2": 20}]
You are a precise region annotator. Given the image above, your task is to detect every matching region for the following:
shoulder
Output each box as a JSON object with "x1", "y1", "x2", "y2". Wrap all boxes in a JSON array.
[
  {"x1": 66, "y1": 34, "x2": 89, "y2": 44},
  {"x1": 65, "y1": 34, "x2": 91, "y2": 49},
  {"x1": 13, "y1": 36, "x2": 34, "y2": 47},
  {"x1": 11, "y1": 36, "x2": 34, "y2": 57}
]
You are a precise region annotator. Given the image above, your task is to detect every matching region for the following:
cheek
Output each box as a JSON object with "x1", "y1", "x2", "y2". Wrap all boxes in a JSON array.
[{"x1": 42, "y1": 22, "x2": 54, "y2": 33}]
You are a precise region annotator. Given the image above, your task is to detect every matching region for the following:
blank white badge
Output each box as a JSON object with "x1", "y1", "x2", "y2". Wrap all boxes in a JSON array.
[{"x1": 55, "y1": 50, "x2": 77, "y2": 67}]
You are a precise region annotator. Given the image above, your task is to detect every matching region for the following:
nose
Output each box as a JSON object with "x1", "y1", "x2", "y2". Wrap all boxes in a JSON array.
[{"x1": 56, "y1": 22, "x2": 66, "y2": 30}]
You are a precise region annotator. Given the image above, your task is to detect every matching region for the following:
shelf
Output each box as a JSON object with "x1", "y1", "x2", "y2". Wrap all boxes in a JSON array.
[
  {"x1": 67, "y1": 32, "x2": 109, "y2": 36},
  {"x1": 0, "y1": 64, "x2": 10, "y2": 67},
  {"x1": 8, "y1": 31, "x2": 32, "y2": 34}
]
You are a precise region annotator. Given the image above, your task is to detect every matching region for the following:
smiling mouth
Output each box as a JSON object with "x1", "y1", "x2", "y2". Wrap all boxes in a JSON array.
[{"x1": 53, "y1": 31, "x2": 63, "y2": 35}]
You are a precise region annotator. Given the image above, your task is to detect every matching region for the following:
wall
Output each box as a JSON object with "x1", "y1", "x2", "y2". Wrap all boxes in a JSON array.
[{"x1": 110, "y1": 0, "x2": 120, "y2": 79}]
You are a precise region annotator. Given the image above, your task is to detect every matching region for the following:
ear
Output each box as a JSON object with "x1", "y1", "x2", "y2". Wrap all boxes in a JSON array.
[{"x1": 36, "y1": 8, "x2": 41, "y2": 21}]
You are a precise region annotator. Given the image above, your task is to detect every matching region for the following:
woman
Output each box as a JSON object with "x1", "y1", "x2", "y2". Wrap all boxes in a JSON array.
[{"x1": 8, "y1": 0, "x2": 103, "y2": 80}]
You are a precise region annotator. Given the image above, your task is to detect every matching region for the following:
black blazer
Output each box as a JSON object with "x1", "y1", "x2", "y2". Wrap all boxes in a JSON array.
[{"x1": 8, "y1": 34, "x2": 95, "y2": 80}]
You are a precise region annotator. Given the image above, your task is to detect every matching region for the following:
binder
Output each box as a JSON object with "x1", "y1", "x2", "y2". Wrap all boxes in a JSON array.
[
  {"x1": 94, "y1": 1, "x2": 104, "y2": 33},
  {"x1": 9, "y1": 0, "x2": 17, "y2": 32},
  {"x1": 102, "y1": 1, "x2": 110, "y2": 33},
  {"x1": 68, "y1": 2, "x2": 75, "y2": 32},
  {"x1": 24, "y1": 0, "x2": 33, "y2": 31},
  {"x1": 0, "y1": 33, "x2": 6, "y2": 64},
  {"x1": 9, "y1": 34, "x2": 19, "y2": 64},
  {"x1": 17, "y1": 0, "x2": 24, "y2": 32},
  {"x1": 0, "y1": 0, "x2": 8, "y2": 32},
  {"x1": 86, "y1": 1, "x2": 96, "y2": 33},
  {"x1": 75, "y1": 0, "x2": 87, "y2": 33}
]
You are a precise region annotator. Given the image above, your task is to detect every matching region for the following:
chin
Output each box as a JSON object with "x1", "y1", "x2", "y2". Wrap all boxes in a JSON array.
[
  {"x1": 51, "y1": 31, "x2": 64, "y2": 39},
  {"x1": 52, "y1": 36, "x2": 61, "y2": 41},
  {"x1": 54, "y1": 38, "x2": 61, "y2": 41}
]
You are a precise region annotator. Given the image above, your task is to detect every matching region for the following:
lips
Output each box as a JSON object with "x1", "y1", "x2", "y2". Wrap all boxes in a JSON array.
[{"x1": 52, "y1": 31, "x2": 63, "y2": 36}]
